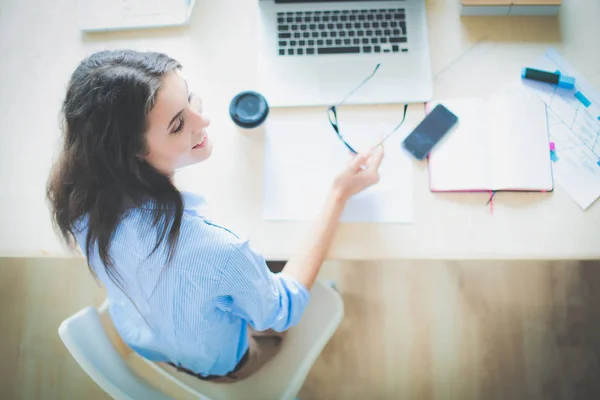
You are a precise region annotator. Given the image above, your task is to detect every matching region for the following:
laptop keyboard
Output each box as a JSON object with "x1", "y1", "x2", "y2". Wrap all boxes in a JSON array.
[{"x1": 276, "y1": 9, "x2": 408, "y2": 56}]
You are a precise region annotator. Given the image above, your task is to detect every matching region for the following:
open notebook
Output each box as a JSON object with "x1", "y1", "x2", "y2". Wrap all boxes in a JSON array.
[{"x1": 427, "y1": 93, "x2": 554, "y2": 192}]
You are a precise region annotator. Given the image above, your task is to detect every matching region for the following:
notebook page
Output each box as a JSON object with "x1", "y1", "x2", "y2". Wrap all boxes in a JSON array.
[
  {"x1": 428, "y1": 99, "x2": 492, "y2": 191},
  {"x1": 490, "y1": 94, "x2": 553, "y2": 191}
]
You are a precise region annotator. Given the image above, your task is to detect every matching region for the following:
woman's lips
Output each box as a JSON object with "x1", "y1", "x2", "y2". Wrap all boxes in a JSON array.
[{"x1": 192, "y1": 135, "x2": 207, "y2": 149}]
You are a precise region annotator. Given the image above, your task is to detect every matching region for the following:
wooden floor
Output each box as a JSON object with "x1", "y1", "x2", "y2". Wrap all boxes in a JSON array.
[{"x1": 1, "y1": 258, "x2": 599, "y2": 400}]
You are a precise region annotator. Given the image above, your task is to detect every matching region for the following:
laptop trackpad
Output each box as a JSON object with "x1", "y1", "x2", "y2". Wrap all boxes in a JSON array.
[{"x1": 318, "y1": 61, "x2": 382, "y2": 100}]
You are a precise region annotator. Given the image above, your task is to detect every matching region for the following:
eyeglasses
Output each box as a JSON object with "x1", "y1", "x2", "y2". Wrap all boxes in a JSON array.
[{"x1": 327, "y1": 64, "x2": 408, "y2": 155}]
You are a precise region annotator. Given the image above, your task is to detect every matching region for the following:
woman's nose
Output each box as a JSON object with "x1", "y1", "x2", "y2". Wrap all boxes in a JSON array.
[{"x1": 200, "y1": 114, "x2": 210, "y2": 129}]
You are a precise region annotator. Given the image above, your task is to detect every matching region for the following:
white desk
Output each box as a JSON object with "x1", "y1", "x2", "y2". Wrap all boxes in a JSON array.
[{"x1": 0, "y1": 0, "x2": 599, "y2": 260}]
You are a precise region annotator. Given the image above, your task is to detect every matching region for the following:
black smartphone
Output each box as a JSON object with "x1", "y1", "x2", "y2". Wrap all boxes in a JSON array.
[{"x1": 402, "y1": 104, "x2": 459, "y2": 160}]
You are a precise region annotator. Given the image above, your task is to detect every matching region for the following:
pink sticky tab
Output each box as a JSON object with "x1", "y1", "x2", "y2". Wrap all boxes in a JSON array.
[{"x1": 550, "y1": 142, "x2": 556, "y2": 151}]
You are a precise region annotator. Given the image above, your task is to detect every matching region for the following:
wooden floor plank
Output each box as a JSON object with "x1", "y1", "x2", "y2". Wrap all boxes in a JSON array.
[{"x1": 1, "y1": 258, "x2": 599, "y2": 400}]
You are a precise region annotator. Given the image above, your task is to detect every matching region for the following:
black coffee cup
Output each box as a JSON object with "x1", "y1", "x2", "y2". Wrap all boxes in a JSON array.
[{"x1": 229, "y1": 91, "x2": 269, "y2": 129}]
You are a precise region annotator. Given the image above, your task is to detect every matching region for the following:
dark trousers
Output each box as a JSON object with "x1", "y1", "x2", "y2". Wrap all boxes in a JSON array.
[{"x1": 169, "y1": 326, "x2": 285, "y2": 383}]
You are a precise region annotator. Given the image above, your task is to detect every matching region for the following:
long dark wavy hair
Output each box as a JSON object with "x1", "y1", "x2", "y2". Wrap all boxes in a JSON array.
[{"x1": 47, "y1": 50, "x2": 185, "y2": 283}]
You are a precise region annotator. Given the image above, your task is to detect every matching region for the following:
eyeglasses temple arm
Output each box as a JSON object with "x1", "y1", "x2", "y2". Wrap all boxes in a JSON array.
[
  {"x1": 334, "y1": 63, "x2": 381, "y2": 107},
  {"x1": 370, "y1": 104, "x2": 409, "y2": 149}
]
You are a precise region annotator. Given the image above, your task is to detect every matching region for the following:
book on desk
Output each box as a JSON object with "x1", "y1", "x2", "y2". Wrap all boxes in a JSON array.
[
  {"x1": 461, "y1": 0, "x2": 562, "y2": 16},
  {"x1": 426, "y1": 93, "x2": 554, "y2": 193}
]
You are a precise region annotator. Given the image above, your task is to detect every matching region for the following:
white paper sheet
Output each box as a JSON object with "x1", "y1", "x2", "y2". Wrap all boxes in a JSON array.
[
  {"x1": 515, "y1": 48, "x2": 600, "y2": 209},
  {"x1": 263, "y1": 109, "x2": 413, "y2": 223}
]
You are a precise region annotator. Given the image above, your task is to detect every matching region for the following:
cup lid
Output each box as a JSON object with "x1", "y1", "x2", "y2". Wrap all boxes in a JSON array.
[{"x1": 229, "y1": 91, "x2": 269, "y2": 129}]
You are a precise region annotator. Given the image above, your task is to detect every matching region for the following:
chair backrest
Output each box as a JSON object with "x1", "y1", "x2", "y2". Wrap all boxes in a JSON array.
[
  {"x1": 58, "y1": 305, "x2": 171, "y2": 400},
  {"x1": 265, "y1": 279, "x2": 344, "y2": 399}
]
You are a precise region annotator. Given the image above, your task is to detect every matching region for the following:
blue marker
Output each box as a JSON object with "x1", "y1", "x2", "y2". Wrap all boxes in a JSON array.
[
  {"x1": 574, "y1": 91, "x2": 591, "y2": 107},
  {"x1": 522, "y1": 67, "x2": 575, "y2": 89}
]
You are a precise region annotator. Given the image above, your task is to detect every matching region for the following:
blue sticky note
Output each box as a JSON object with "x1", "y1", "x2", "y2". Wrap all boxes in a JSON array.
[
  {"x1": 551, "y1": 151, "x2": 559, "y2": 162},
  {"x1": 597, "y1": 160, "x2": 600, "y2": 167},
  {"x1": 574, "y1": 91, "x2": 591, "y2": 107}
]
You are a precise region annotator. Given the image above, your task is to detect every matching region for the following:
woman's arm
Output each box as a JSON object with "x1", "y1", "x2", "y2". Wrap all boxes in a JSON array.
[
  {"x1": 214, "y1": 147, "x2": 384, "y2": 332},
  {"x1": 281, "y1": 146, "x2": 384, "y2": 290}
]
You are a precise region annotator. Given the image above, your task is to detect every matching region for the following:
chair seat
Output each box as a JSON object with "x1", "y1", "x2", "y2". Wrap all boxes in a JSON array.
[{"x1": 60, "y1": 280, "x2": 344, "y2": 400}]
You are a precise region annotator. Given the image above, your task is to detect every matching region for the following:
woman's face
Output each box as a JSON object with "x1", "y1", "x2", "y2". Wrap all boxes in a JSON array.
[{"x1": 144, "y1": 71, "x2": 212, "y2": 175}]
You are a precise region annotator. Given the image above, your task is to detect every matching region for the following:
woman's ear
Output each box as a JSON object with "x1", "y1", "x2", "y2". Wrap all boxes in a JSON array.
[{"x1": 136, "y1": 140, "x2": 150, "y2": 159}]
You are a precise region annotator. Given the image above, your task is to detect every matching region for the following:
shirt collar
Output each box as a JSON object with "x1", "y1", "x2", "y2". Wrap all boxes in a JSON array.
[
  {"x1": 181, "y1": 191, "x2": 207, "y2": 211},
  {"x1": 139, "y1": 191, "x2": 209, "y2": 215}
]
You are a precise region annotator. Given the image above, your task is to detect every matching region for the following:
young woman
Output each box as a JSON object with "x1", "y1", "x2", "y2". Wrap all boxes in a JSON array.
[{"x1": 47, "y1": 50, "x2": 384, "y2": 382}]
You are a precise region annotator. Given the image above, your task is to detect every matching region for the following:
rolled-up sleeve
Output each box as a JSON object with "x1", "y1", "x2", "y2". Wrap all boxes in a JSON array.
[{"x1": 217, "y1": 239, "x2": 310, "y2": 332}]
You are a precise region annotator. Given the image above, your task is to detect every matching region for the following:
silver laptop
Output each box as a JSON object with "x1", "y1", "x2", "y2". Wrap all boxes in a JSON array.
[{"x1": 256, "y1": 0, "x2": 433, "y2": 108}]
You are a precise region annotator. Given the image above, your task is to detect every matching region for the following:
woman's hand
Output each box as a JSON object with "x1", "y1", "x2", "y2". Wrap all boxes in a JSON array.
[{"x1": 331, "y1": 145, "x2": 385, "y2": 203}]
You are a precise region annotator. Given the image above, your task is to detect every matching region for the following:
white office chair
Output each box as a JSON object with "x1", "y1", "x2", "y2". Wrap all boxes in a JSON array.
[{"x1": 58, "y1": 280, "x2": 344, "y2": 400}]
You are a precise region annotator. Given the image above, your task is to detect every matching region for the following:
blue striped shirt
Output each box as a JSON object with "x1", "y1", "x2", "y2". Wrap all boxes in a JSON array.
[{"x1": 73, "y1": 191, "x2": 310, "y2": 376}]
